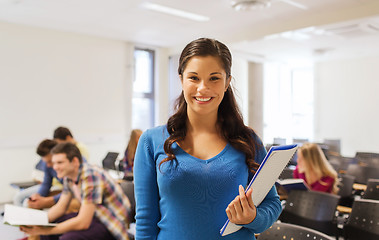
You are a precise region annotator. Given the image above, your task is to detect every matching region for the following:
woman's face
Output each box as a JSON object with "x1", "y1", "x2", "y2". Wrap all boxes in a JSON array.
[{"x1": 181, "y1": 56, "x2": 230, "y2": 117}]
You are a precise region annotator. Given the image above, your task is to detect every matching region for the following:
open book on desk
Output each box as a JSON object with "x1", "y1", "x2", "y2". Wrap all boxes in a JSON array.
[
  {"x1": 3, "y1": 204, "x2": 57, "y2": 227},
  {"x1": 220, "y1": 144, "x2": 298, "y2": 236},
  {"x1": 276, "y1": 178, "x2": 309, "y2": 193}
]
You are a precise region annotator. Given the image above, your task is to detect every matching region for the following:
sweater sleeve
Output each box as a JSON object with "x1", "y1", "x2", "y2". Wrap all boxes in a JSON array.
[
  {"x1": 241, "y1": 186, "x2": 282, "y2": 233},
  {"x1": 240, "y1": 137, "x2": 282, "y2": 233},
  {"x1": 37, "y1": 162, "x2": 53, "y2": 197},
  {"x1": 134, "y1": 131, "x2": 160, "y2": 240}
]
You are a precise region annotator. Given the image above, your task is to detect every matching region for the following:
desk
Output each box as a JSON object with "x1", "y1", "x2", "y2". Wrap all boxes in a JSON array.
[
  {"x1": 337, "y1": 205, "x2": 352, "y2": 214},
  {"x1": 353, "y1": 183, "x2": 367, "y2": 191},
  {"x1": 10, "y1": 180, "x2": 40, "y2": 189}
]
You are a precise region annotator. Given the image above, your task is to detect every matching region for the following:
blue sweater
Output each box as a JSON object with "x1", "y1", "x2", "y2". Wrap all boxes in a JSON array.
[{"x1": 134, "y1": 125, "x2": 281, "y2": 240}]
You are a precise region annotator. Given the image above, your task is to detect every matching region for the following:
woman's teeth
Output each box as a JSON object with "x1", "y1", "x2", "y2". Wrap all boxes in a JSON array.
[{"x1": 195, "y1": 97, "x2": 211, "y2": 102}]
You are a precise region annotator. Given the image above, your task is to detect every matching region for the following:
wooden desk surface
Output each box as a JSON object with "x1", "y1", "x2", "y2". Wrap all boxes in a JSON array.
[
  {"x1": 353, "y1": 183, "x2": 367, "y2": 191},
  {"x1": 337, "y1": 205, "x2": 352, "y2": 214}
]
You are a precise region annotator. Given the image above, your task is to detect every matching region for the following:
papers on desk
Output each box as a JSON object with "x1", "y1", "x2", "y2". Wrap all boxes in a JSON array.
[{"x1": 3, "y1": 204, "x2": 57, "y2": 227}]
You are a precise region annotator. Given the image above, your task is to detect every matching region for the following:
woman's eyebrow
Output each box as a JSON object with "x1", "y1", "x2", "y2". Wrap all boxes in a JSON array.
[{"x1": 210, "y1": 72, "x2": 222, "y2": 75}]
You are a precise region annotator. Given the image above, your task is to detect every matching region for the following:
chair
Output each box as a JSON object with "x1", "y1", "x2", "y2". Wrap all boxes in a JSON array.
[
  {"x1": 102, "y1": 152, "x2": 119, "y2": 170},
  {"x1": 273, "y1": 137, "x2": 286, "y2": 145},
  {"x1": 119, "y1": 180, "x2": 136, "y2": 223},
  {"x1": 362, "y1": 179, "x2": 379, "y2": 200},
  {"x1": 118, "y1": 158, "x2": 124, "y2": 172},
  {"x1": 279, "y1": 167, "x2": 294, "y2": 180},
  {"x1": 279, "y1": 190, "x2": 340, "y2": 236},
  {"x1": 323, "y1": 139, "x2": 341, "y2": 155},
  {"x1": 346, "y1": 164, "x2": 379, "y2": 184},
  {"x1": 327, "y1": 155, "x2": 356, "y2": 173},
  {"x1": 258, "y1": 222, "x2": 334, "y2": 240},
  {"x1": 119, "y1": 180, "x2": 136, "y2": 240},
  {"x1": 337, "y1": 174, "x2": 355, "y2": 207},
  {"x1": 343, "y1": 199, "x2": 379, "y2": 240},
  {"x1": 292, "y1": 138, "x2": 309, "y2": 145},
  {"x1": 355, "y1": 152, "x2": 379, "y2": 167}
]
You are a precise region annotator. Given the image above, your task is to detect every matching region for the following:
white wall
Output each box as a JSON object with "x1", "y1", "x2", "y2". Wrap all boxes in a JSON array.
[
  {"x1": 231, "y1": 57, "x2": 249, "y2": 125},
  {"x1": 0, "y1": 21, "x2": 169, "y2": 203},
  {"x1": 314, "y1": 55, "x2": 379, "y2": 156},
  {"x1": 2, "y1": 20, "x2": 378, "y2": 203}
]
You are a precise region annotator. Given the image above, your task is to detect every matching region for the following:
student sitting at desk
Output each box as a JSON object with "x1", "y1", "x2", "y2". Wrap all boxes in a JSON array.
[
  {"x1": 53, "y1": 126, "x2": 90, "y2": 161},
  {"x1": 121, "y1": 129, "x2": 142, "y2": 174},
  {"x1": 13, "y1": 139, "x2": 63, "y2": 209},
  {"x1": 20, "y1": 142, "x2": 130, "y2": 240},
  {"x1": 293, "y1": 143, "x2": 339, "y2": 194}
]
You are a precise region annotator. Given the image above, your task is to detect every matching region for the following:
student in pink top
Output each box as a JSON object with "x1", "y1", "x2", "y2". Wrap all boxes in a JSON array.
[{"x1": 293, "y1": 143, "x2": 339, "y2": 194}]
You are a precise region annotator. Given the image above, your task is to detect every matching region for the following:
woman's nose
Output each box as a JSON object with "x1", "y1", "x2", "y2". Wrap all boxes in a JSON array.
[{"x1": 197, "y1": 80, "x2": 208, "y2": 92}]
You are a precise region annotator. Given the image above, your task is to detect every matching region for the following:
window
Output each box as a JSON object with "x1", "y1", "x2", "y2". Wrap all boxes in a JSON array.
[
  {"x1": 263, "y1": 62, "x2": 314, "y2": 144},
  {"x1": 291, "y1": 68, "x2": 314, "y2": 141},
  {"x1": 132, "y1": 48, "x2": 155, "y2": 130}
]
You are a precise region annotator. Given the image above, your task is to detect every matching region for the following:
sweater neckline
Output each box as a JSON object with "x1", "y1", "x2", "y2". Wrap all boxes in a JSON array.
[{"x1": 175, "y1": 142, "x2": 230, "y2": 163}]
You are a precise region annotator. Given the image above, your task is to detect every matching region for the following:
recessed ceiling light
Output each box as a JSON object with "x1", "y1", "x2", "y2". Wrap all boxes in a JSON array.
[
  {"x1": 231, "y1": 0, "x2": 271, "y2": 11},
  {"x1": 141, "y1": 2, "x2": 210, "y2": 22}
]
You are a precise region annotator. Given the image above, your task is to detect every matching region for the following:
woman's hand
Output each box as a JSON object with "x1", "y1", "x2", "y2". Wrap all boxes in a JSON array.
[
  {"x1": 19, "y1": 225, "x2": 50, "y2": 236},
  {"x1": 226, "y1": 185, "x2": 256, "y2": 225}
]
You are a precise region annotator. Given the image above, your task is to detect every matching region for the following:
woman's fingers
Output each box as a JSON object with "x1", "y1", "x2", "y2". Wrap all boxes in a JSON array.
[
  {"x1": 239, "y1": 185, "x2": 250, "y2": 210},
  {"x1": 246, "y1": 188, "x2": 254, "y2": 208},
  {"x1": 226, "y1": 185, "x2": 257, "y2": 225}
]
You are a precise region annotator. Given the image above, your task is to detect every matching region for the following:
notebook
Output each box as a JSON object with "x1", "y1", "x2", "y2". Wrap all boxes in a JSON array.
[
  {"x1": 275, "y1": 178, "x2": 309, "y2": 193},
  {"x1": 220, "y1": 144, "x2": 298, "y2": 236},
  {"x1": 3, "y1": 204, "x2": 57, "y2": 227}
]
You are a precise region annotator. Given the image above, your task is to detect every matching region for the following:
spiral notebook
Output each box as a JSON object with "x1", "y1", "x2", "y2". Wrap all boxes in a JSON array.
[{"x1": 220, "y1": 144, "x2": 298, "y2": 236}]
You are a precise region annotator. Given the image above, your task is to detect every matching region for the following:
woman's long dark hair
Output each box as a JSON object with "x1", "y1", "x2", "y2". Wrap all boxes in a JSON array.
[{"x1": 160, "y1": 38, "x2": 260, "y2": 173}]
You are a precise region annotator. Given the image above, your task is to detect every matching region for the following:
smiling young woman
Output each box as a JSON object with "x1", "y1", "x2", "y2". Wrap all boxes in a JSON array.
[{"x1": 134, "y1": 38, "x2": 281, "y2": 240}]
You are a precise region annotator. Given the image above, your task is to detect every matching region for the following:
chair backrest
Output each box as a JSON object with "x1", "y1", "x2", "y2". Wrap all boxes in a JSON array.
[
  {"x1": 344, "y1": 199, "x2": 379, "y2": 239},
  {"x1": 355, "y1": 152, "x2": 379, "y2": 167},
  {"x1": 273, "y1": 137, "x2": 286, "y2": 145},
  {"x1": 362, "y1": 179, "x2": 379, "y2": 200},
  {"x1": 338, "y1": 174, "x2": 355, "y2": 198},
  {"x1": 102, "y1": 152, "x2": 119, "y2": 170},
  {"x1": 258, "y1": 222, "x2": 334, "y2": 240},
  {"x1": 119, "y1": 180, "x2": 136, "y2": 223},
  {"x1": 283, "y1": 190, "x2": 340, "y2": 221},
  {"x1": 346, "y1": 164, "x2": 379, "y2": 184},
  {"x1": 279, "y1": 168, "x2": 294, "y2": 180},
  {"x1": 323, "y1": 139, "x2": 341, "y2": 155},
  {"x1": 279, "y1": 190, "x2": 340, "y2": 236},
  {"x1": 327, "y1": 155, "x2": 355, "y2": 172}
]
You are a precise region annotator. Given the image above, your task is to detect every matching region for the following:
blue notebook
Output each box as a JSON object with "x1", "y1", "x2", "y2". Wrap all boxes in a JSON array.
[
  {"x1": 275, "y1": 178, "x2": 309, "y2": 193},
  {"x1": 220, "y1": 144, "x2": 298, "y2": 236}
]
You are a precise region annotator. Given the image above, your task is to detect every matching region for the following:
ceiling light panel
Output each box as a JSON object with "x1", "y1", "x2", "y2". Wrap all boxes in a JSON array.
[{"x1": 141, "y1": 2, "x2": 210, "y2": 22}]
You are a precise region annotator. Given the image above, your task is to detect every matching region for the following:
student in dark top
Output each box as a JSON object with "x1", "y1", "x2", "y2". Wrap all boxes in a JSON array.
[{"x1": 13, "y1": 139, "x2": 63, "y2": 209}]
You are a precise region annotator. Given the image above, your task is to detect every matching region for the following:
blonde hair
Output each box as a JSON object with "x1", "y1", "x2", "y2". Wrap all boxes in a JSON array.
[
  {"x1": 299, "y1": 143, "x2": 339, "y2": 194},
  {"x1": 126, "y1": 129, "x2": 143, "y2": 163}
]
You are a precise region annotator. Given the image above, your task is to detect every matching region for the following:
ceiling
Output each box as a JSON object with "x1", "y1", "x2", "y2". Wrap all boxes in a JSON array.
[{"x1": 1, "y1": 0, "x2": 379, "y2": 62}]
